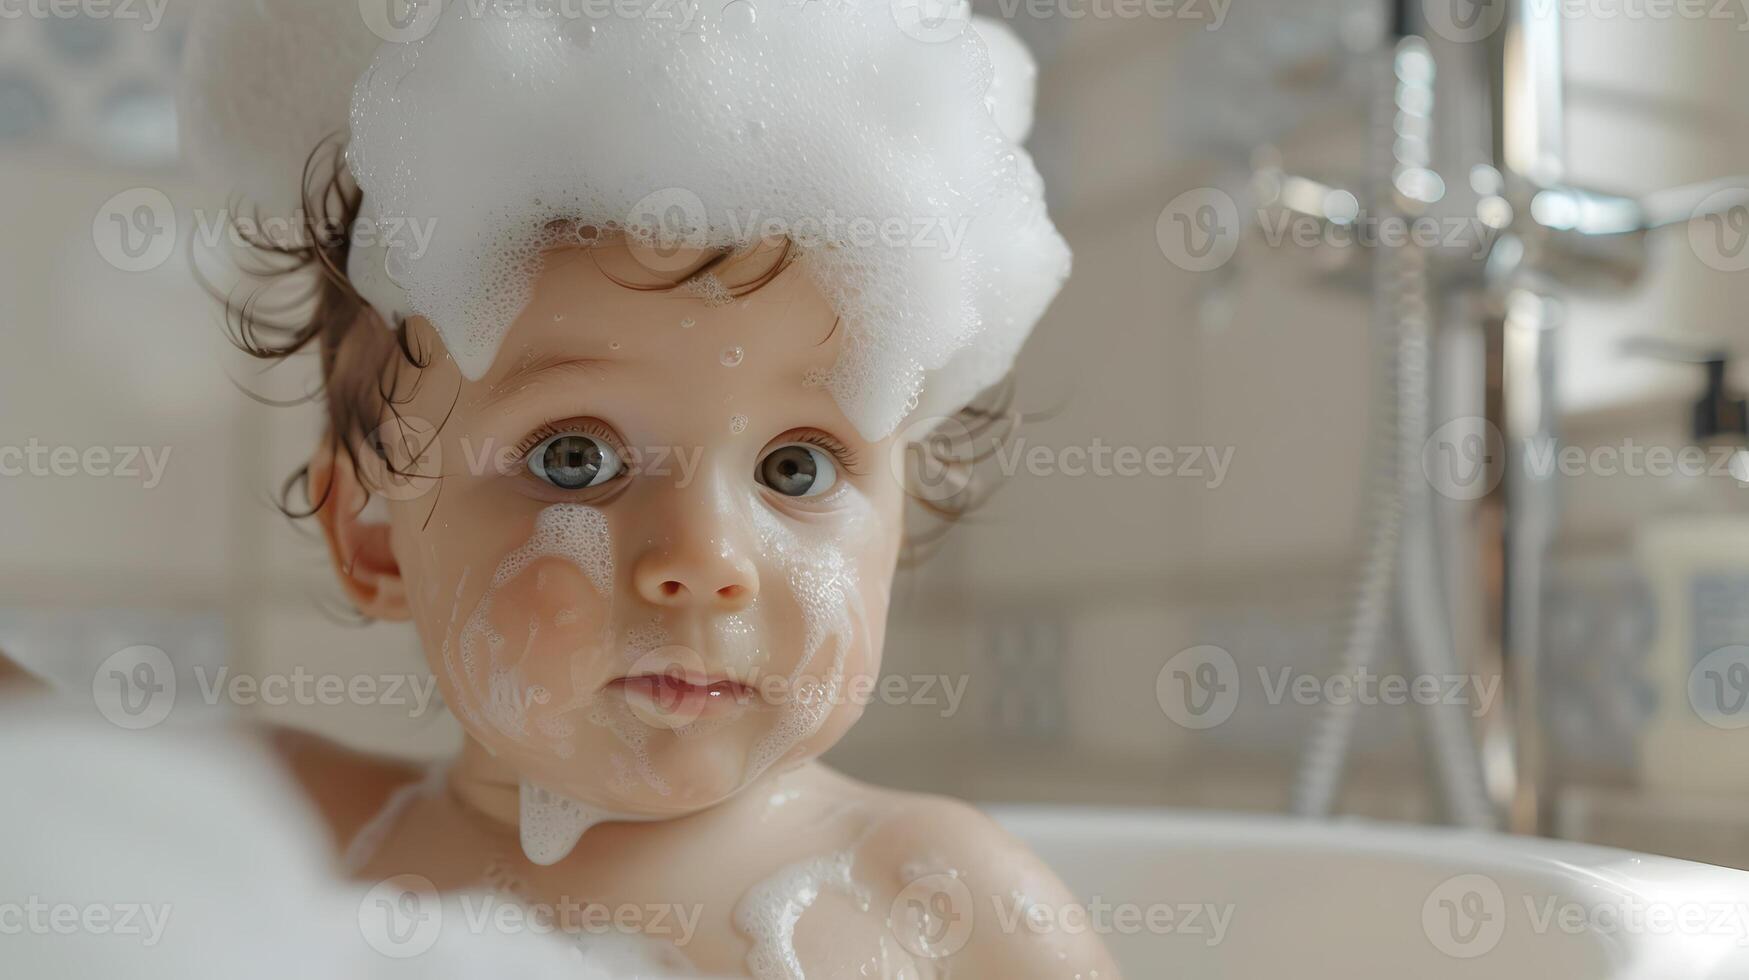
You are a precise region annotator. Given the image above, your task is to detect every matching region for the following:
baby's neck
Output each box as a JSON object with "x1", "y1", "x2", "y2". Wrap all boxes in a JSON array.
[{"x1": 442, "y1": 738, "x2": 830, "y2": 862}]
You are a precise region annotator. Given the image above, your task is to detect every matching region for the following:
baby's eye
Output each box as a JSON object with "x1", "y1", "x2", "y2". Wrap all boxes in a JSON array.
[
  {"x1": 757, "y1": 444, "x2": 838, "y2": 498},
  {"x1": 528, "y1": 433, "x2": 624, "y2": 491}
]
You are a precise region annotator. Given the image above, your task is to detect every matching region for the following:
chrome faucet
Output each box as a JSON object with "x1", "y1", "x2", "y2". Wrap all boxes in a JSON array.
[{"x1": 1273, "y1": 0, "x2": 1749, "y2": 834}]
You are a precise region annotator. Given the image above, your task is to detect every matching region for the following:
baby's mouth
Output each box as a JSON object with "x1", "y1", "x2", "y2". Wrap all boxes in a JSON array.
[{"x1": 608, "y1": 671, "x2": 757, "y2": 727}]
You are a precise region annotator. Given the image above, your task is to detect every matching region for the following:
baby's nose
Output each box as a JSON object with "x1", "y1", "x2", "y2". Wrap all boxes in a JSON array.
[{"x1": 632, "y1": 544, "x2": 760, "y2": 611}]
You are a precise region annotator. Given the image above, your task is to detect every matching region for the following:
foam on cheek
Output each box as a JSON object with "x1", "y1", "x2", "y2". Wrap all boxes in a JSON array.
[
  {"x1": 492, "y1": 505, "x2": 615, "y2": 595},
  {"x1": 453, "y1": 505, "x2": 615, "y2": 750},
  {"x1": 584, "y1": 686, "x2": 671, "y2": 799},
  {"x1": 442, "y1": 504, "x2": 655, "y2": 864},
  {"x1": 745, "y1": 496, "x2": 878, "y2": 778}
]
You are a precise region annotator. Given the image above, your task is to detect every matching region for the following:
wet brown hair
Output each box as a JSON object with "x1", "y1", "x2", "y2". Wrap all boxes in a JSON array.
[{"x1": 211, "y1": 139, "x2": 1018, "y2": 565}]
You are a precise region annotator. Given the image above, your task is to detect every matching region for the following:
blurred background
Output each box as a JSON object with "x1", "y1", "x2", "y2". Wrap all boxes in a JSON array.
[{"x1": 5, "y1": 0, "x2": 1749, "y2": 868}]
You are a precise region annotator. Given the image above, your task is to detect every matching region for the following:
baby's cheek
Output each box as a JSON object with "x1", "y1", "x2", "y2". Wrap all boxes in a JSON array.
[
  {"x1": 840, "y1": 591, "x2": 889, "y2": 697},
  {"x1": 484, "y1": 556, "x2": 613, "y2": 700}
]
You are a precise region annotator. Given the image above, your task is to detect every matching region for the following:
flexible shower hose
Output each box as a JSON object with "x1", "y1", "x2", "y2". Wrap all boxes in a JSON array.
[{"x1": 1290, "y1": 37, "x2": 1495, "y2": 829}]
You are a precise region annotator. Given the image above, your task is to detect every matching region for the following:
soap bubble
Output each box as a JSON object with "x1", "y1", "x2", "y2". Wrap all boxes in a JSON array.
[
  {"x1": 384, "y1": 246, "x2": 414, "y2": 288},
  {"x1": 720, "y1": 0, "x2": 758, "y2": 33},
  {"x1": 890, "y1": 0, "x2": 972, "y2": 43},
  {"x1": 625, "y1": 187, "x2": 712, "y2": 275},
  {"x1": 357, "y1": 0, "x2": 444, "y2": 45},
  {"x1": 561, "y1": 19, "x2": 597, "y2": 50},
  {"x1": 347, "y1": 0, "x2": 1071, "y2": 441}
]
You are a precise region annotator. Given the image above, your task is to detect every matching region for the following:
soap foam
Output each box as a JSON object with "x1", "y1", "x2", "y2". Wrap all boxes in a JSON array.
[
  {"x1": 452, "y1": 505, "x2": 675, "y2": 808},
  {"x1": 347, "y1": 0, "x2": 1070, "y2": 440},
  {"x1": 733, "y1": 806, "x2": 891, "y2": 980},
  {"x1": 455, "y1": 505, "x2": 615, "y2": 752},
  {"x1": 733, "y1": 849, "x2": 868, "y2": 980},
  {"x1": 519, "y1": 779, "x2": 610, "y2": 866},
  {"x1": 449, "y1": 487, "x2": 879, "y2": 864},
  {"x1": 744, "y1": 500, "x2": 874, "y2": 776}
]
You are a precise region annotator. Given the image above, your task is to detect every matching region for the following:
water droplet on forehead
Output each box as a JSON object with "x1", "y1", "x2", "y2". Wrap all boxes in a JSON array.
[{"x1": 721, "y1": 346, "x2": 745, "y2": 367}]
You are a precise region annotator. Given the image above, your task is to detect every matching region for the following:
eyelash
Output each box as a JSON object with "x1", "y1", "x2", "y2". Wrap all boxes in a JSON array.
[
  {"x1": 773, "y1": 428, "x2": 864, "y2": 477},
  {"x1": 511, "y1": 418, "x2": 622, "y2": 463}
]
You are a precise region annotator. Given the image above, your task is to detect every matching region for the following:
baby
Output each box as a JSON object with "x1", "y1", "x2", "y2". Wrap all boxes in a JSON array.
[
  {"x1": 175, "y1": 0, "x2": 1114, "y2": 976},
  {"x1": 279, "y1": 237, "x2": 1113, "y2": 978}
]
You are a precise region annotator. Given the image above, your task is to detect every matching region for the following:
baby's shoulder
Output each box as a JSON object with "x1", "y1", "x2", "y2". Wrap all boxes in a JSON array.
[
  {"x1": 854, "y1": 786, "x2": 1021, "y2": 872},
  {"x1": 855, "y1": 788, "x2": 1062, "y2": 927},
  {"x1": 831, "y1": 779, "x2": 1122, "y2": 978},
  {"x1": 806, "y1": 773, "x2": 1028, "y2": 874}
]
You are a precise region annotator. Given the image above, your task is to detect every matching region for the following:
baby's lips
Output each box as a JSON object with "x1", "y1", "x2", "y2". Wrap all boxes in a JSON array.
[{"x1": 621, "y1": 644, "x2": 712, "y2": 730}]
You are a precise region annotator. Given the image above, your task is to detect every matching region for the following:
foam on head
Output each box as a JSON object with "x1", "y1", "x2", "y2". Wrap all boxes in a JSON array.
[{"x1": 345, "y1": 0, "x2": 1070, "y2": 440}]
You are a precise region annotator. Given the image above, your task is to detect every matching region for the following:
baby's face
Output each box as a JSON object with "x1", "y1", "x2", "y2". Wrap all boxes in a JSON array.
[{"x1": 375, "y1": 243, "x2": 904, "y2": 817}]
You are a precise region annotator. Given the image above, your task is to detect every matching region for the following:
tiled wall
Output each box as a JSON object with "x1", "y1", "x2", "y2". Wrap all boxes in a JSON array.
[{"x1": 5, "y1": 3, "x2": 1749, "y2": 837}]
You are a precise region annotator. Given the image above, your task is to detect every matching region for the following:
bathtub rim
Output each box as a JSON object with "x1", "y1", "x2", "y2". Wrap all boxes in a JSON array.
[{"x1": 983, "y1": 803, "x2": 1749, "y2": 891}]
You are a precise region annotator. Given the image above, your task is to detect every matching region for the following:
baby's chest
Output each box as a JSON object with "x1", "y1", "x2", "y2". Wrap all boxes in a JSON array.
[{"x1": 510, "y1": 849, "x2": 946, "y2": 979}]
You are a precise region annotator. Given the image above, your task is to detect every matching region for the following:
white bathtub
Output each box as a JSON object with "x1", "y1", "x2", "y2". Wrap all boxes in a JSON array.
[{"x1": 990, "y1": 807, "x2": 1749, "y2": 980}]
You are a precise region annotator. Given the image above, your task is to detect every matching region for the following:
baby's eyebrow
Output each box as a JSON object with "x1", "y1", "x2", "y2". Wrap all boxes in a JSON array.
[{"x1": 478, "y1": 356, "x2": 612, "y2": 411}]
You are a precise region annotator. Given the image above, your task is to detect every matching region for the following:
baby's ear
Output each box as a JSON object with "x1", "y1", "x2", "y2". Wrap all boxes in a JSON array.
[{"x1": 309, "y1": 446, "x2": 411, "y2": 622}]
